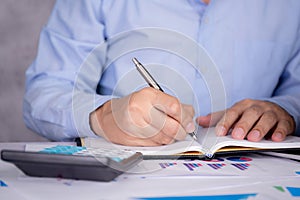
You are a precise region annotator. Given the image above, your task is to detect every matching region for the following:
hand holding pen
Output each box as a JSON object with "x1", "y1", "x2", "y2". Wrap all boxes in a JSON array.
[
  {"x1": 133, "y1": 58, "x2": 197, "y2": 141},
  {"x1": 90, "y1": 58, "x2": 196, "y2": 146}
]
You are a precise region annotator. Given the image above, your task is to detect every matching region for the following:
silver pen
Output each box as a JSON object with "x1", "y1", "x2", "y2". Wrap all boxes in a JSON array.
[{"x1": 132, "y1": 57, "x2": 197, "y2": 141}]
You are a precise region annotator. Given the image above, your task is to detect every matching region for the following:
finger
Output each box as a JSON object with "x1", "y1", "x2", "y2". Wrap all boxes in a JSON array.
[
  {"x1": 162, "y1": 117, "x2": 187, "y2": 141},
  {"x1": 129, "y1": 104, "x2": 186, "y2": 144},
  {"x1": 181, "y1": 104, "x2": 196, "y2": 133},
  {"x1": 271, "y1": 119, "x2": 293, "y2": 142},
  {"x1": 215, "y1": 106, "x2": 244, "y2": 136},
  {"x1": 148, "y1": 118, "x2": 188, "y2": 145},
  {"x1": 148, "y1": 107, "x2": 187, "y2": 142},
  {"x1": 152, "y1": 91, "x2": 186, "y2": 124},
  {"x1": 231, "y1": 105, "x2": 263, "y2": 140},
  {"x1": 247, "y1": 111, "x2": 278, "y2": 142},
  {"x1": 122, "y1": 88, "x2": 187, "y2": 144},
  {"x1": 153, "y1": 91, "x2": 195, "y2": 133},
  {"x1": 196, "y1": 111, "x2": 225, "y2": 127}
]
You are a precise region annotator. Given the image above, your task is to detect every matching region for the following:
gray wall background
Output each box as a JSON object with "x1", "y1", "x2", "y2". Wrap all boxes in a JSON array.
[{"x1": 0, "y1": 0, "x2": 55, "y2": 142}]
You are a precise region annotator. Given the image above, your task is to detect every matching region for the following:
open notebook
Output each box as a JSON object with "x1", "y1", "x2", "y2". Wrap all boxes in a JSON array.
[{"x1": 80, "y1": 128, "x2": 300, "y2": 158}]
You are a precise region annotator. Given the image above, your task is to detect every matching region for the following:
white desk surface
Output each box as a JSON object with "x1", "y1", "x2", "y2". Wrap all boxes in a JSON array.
[{"x1": 0, "y1": 142, "x2": 300, "y2": 200}]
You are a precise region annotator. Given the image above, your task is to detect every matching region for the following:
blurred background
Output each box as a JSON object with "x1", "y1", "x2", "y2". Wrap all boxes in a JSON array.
[{"x1": 0, "y1": 0, "x2": 55, "y2": 142}]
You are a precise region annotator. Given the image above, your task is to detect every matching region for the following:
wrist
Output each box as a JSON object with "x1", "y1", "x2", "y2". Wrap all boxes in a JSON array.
[{"x1": 89, "y1": 100, "x2": 111, "y2": 137}]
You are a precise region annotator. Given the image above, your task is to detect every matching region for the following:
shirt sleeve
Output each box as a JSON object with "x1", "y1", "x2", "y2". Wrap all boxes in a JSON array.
[
  {"x1": 23, "y1": 0, "x2": 111, "y2": 141},
  {"x1": 265, "y1": 33, "x2": 300, "y2": 137}
]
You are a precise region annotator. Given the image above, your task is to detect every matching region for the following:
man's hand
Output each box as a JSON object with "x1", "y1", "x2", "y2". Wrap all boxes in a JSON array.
[
  {"x1": 90, "y1": 87, "x2": 195, "y2": 146},
  {"x1": 196, "y1": 99, "x2": 295, "y2": 142}
]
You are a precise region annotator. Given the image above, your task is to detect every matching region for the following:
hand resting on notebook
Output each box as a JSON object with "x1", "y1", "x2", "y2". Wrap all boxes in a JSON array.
[{"x1": 197, "y1": 99, "x2": 295, "y2": 143}]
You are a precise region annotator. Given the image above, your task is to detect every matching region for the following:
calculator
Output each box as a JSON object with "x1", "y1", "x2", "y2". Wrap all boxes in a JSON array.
[{"x1": 1, "y1": 145, "x2": 142, "y2": 182}]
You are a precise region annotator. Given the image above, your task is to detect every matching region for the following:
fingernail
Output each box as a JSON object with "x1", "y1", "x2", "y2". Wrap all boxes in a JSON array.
[
  {"x1": 186, "y1": 122, "x2": 195, "y2": 133},
  {"x1": 216, "y1": 126, "x2": 226, "y2": 136},
  {"x1": 232, "y1": 127, "x2": 245, "y2": 139},
  {"x1": 250, "y1": 130, "x2": 261, "y2": 140},
  {"x1": 274, "y1": 132, "x2": 283, "y2": 140}
]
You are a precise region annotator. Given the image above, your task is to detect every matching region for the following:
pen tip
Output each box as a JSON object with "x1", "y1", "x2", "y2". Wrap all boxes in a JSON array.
[
  {"x1": 132, "y1": 57, "x2": 139, "y2": 65},
  {"x1": 190, "y1": 132, "x2": 197, "y2": 140}
]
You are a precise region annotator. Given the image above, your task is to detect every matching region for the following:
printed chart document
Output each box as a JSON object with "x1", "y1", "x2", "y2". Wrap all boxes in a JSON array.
[{"x1": 81, "y1": 128, "x2": 300, "y2": 158}]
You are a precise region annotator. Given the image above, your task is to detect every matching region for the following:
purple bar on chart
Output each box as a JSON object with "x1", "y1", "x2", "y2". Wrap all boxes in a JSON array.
[
  {"x1": 183, "y1": 163, "x2": 194, "y2": 171},
  {"x1": 159, "y1": 163, "x2": 177, "y2": 169},
  {"x1": 183, "y1": 163, "x2": 202, "y2": 171},
  {"x1": 207, "y1": 163, "x2": 226, "y2": 170},
  {"x1": 231, "y1": 163, "x2": 250, "y2": 170}
]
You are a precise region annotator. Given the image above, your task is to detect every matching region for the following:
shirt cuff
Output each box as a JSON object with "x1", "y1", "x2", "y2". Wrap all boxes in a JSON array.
[{"x1": 72, "y1": 94, "x2": 117, "y2": 139}]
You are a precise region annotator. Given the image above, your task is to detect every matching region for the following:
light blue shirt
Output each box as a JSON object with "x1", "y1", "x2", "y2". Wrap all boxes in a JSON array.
[{"x1": 24, "y1": 0, "x2": 300, "y2": 141}]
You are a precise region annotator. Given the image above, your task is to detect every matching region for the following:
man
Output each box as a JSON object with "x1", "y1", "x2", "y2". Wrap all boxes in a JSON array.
[{"x1": 24, "y1": 0, "x2": 300, "y2": 146}]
